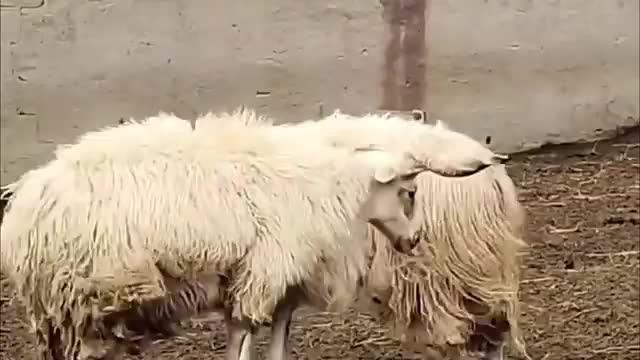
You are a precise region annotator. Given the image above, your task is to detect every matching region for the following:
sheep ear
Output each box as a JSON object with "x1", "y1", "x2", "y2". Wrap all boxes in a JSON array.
[
  {"x1": 411, "y1": 109, "x2": 426, "y2": 123},
  {"x1": 374, "y1": 166, "x2": 397, "y2": 184},
  {"x1": 493, "y1": 153, "x2": 510, "y2": 164}
]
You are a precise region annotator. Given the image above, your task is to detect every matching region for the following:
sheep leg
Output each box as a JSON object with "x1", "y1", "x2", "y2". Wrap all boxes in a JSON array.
[
  {"x1": 224, "y1": 306, "x2": 258, "y2": 360},
  {"x1": 265, "y1": 303, "x2": 295, "y2": 360},
  {"x1": 238, "y1": 330, "x2": 258, "y2": 360},
  {"x1": 481, "y1": 343, "x2": 505, "y2": 360},
  {"x1": 266, "y1": 289, "x2": 302, "y2": 360},
  {"x1": 35, "y1": 319, "x2": 64, "y2": 360},
  {"x1": 468, "y1": 317, "x2": 509, "y2": 360}
]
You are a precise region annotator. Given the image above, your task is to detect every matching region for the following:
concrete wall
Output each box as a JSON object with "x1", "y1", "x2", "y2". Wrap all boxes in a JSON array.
[{"x1": 1, "y1": 0, "x2": 638, "y2": 183}]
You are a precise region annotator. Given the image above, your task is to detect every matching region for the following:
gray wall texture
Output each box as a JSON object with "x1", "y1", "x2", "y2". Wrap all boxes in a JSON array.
[{"x1": 1, "y1": 0, "x2": 639, "y2": 183}]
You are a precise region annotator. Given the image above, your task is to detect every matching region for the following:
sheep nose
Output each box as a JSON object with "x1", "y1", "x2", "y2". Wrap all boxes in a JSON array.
[{"x1": 394, "y1": 234, "x2": 420, "y2": 254}]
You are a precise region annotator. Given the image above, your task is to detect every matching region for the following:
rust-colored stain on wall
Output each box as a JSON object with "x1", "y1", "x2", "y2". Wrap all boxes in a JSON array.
[{"x1": 380, "y1": 0, "x2": 428, "y2": 112}]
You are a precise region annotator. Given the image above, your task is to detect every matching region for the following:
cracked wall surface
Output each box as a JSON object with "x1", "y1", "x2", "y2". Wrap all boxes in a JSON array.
[{"x1": 1, "y1": 0, "x2": 639, "y2": 183}]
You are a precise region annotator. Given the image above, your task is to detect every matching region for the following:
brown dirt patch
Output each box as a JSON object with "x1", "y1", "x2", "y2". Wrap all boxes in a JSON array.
[{"x1": 2, "y1": 129, "x2": 639, "y2": 360}]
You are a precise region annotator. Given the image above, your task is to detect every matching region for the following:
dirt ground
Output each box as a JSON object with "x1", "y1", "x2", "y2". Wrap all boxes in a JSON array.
[{"x1": 1, "y1": 129, "x2": 638, "y2": 360}]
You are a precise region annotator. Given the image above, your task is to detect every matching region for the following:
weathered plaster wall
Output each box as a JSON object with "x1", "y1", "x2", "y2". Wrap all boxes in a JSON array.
[
  {"x1": 1, "y1": 0, "x2": 638, "y2": 183},
  {"x1": 427, "y1": 0, "x2": 639, "y2": 152}
]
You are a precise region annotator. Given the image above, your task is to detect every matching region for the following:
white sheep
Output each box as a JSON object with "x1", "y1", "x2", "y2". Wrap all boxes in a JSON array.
[
  {"x1": 278, "y1": 109, "x2": 528, "y2": 359},
  {"x1": 88, "y1": 108, "x2": 517, "y2": 360},
  {"x1": 0, "y1": 111, "x2": 493, "y2": 360},
  {"x1": 360, "y1": 163, "x2": 528, "y2": 360}
]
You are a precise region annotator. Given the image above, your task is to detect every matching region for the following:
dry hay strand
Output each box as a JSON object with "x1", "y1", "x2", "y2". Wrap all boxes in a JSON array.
[
  {"x1": 293, "y1": 311, "x2": 410, "y2": 359},
  {"x1": 0, "y1": 273, "x2": 16, "y2": 307}
]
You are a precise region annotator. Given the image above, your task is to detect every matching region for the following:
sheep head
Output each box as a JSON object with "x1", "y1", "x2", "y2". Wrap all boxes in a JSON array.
[{"x1": 354, "y1": 147, "x2": 429, "y2": 254}]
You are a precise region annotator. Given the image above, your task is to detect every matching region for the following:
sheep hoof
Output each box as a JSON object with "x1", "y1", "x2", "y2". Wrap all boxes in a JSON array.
[{"x1": 125, "y1": 344, "x2": 143, "y2": 356}]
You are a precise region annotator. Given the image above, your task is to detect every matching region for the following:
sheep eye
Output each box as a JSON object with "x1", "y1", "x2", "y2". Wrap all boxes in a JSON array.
[{"x1": 398, "y1": 188, "x2": 415, "y2": 199}]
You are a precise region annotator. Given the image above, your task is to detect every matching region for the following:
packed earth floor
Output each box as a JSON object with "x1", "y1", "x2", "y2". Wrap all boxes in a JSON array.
[{"x1": 1, "y1": 128, "x2": 639, "y2": 360}]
